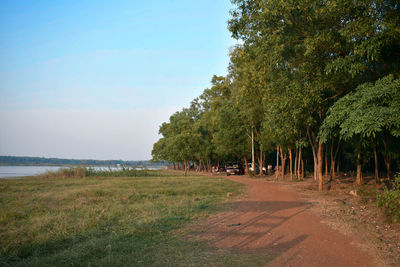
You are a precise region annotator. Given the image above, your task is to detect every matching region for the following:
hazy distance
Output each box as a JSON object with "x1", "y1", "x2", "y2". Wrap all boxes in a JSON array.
[{"x1": 0, "y1": 0, "x2": 236, "y2": 160}]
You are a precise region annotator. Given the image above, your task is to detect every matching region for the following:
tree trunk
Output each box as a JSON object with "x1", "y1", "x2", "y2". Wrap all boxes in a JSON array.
[
  {"x1": 317, "y1": 142, "x2": 324, "y2": 191},
  {"x1": 244, "y1": 157, "x2": 249, "y2": 175},
  {"x1": 301, "y1": 153, "x2": 304, "y2": 179},
  {"x1": 313, "y1": 161, "x2": 317, "y2": 181},
  {"x1": 184, "y1": 160, "x2": 188, "y2": 176},
  {"x1": 382, "y1": 140, "x2": 392, "y2": 179},
  {"x1": 289, "y1": 147, "x2": 293, "y2": 181},
  {"x1": 318, "y1": 110, "x2": 326, "y2": 191},
  {"x1": 336, "y1": 159, "x2": 340, "y2": 176},
  {"x1": 251, "y1": 127, "x2": 255, "y2": 173},
  {"x1": 258, "y1": 149, "x2": 264, "y2": 176},
  {"x1": 356, "y1": 152, "x2": 363, "y2": 185},
  {"x1": 280, "y1": 146, "x2": 286, "y2": 180},
  {"x1": 330, "y1": 140, "x2": 334, "y2": 181},
  {"x1": 294, "y1": 148, "x2": 298, "y2": 180},
  {"x1": 307, "y1": 126, "x2": 318, "y2": 181},
  {"x1": 372, "y1": 142, "x2": 379, "y2": 182},
  {"x1": 275, "y1": 146, "x2": 280, "y2": 179},
  {"x1": 330, "y1": 138, "x2": 340, "y2": 181},
  {"x1": 298, "y1": 147, "x2": 302, "y2": 179},
  {"x1": 282, "y1": 156, "x2": 286, "y2": 180},
  {"x1": 325, "y1": 144, "x2": 328, "y2": 178}
]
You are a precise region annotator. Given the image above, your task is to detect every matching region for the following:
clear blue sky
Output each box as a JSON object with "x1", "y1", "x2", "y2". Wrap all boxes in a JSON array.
[{"x1": 0, "y1": 0, "x2": 237, "y2": 160}]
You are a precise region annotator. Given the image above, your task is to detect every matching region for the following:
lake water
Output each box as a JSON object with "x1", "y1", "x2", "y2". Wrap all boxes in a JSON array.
[
  {"x1": 0, "y1": 166, "x2": 64, "y2": 178},
  {"x1": 0, "y1": 166, "x2": 165, "y2": 179}
]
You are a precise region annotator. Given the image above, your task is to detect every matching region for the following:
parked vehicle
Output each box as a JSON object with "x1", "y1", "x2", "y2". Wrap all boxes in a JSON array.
[{"x1": 226, "y1": 163, "x2": 244, "y2": 176}]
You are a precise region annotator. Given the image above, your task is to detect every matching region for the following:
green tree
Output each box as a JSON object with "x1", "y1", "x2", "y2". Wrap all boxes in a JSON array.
[
  {"x1": 229, "y1": 0, "x2": 400, "y2": 189},
  {"x1": 152, "y1": 109, "x2": 198, "y2": 175},
  {"x1": 229, "y1": 46, "x2": 267, "y2": 174},
  {"x1": 320, "y1": 75, "x2": 400, "y2": 184}
]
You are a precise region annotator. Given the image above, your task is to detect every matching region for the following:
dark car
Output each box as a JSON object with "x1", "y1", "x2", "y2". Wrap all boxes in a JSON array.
[{"x1": 226, "y1": 163, "x2": 244, "y2": 176}]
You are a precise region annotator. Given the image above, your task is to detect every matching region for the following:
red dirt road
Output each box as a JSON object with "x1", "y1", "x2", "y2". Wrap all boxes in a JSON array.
[{"x1": 199, "y1": 176, "x2": 377, "y2": 267}]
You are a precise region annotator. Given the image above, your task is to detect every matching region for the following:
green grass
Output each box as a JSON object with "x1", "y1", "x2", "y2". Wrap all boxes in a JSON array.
[
  {"x1": 40, "y1": 166, "x2": 176, "y2": 178},
  {"x1": 0, "y1": 170, "x2": 271, "y2": 266}
]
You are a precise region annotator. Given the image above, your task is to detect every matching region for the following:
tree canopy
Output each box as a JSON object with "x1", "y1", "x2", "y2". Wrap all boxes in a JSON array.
[{"x1": 152, "y1": 0, "x2": 400, "y2": 187}]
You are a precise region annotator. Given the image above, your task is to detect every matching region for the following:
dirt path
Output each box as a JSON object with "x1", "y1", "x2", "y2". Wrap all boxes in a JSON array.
[{"x1": 197, "y1": 176, "x2": 377, "y2": 267}]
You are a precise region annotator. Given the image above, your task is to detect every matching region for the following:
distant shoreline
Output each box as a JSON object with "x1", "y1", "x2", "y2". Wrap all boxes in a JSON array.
[
  {"x1": 0, "y1": 163, "x2": 158, "y2": 167},
  {"x1": 0, "y1": 163, "x2": 112, "y2": 167},
  {"x1": 0, "y1": 156, "x2": 168, "y2": 167},
  {"x1": 0, "y1": 165, "x2": 166, "y2": 179}
]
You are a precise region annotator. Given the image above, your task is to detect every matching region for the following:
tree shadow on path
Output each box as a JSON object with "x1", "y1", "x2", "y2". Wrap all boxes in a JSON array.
[{"x1": 193, "y1": 200, "x2": 312, "y2": 261}]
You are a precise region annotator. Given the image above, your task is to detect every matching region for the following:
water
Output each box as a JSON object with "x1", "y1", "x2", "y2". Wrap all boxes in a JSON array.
[
  {"x1": 0, "y1": 166, "x2": 64, "y2": 178},
  {"x1": 0, "y1": 165, "x2": 165, "y2": 179}
]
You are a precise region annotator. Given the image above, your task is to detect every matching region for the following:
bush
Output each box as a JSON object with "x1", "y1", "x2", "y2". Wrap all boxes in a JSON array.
[
  {"x1": 376, "y1": 173, "x2": 400, "y2": 223},
  {"x1": 41, "y1": 166, "x2": 87, "y2": 178}
]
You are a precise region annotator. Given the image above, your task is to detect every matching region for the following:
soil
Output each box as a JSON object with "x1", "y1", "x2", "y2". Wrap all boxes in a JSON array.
[{"x1": 192, "y1": 173, "x2": 400, "y2": 267}]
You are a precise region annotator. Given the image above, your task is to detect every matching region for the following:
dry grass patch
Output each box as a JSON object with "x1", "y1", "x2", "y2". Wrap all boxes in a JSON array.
[{"x1": 0, "y1": 171, "x2": 272, "y2": 266}]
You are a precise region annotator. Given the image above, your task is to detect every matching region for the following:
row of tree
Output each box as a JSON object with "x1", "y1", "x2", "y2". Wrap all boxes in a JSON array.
[{"x1": 152, "y1": 0, "x2": 400, "y2": 190}]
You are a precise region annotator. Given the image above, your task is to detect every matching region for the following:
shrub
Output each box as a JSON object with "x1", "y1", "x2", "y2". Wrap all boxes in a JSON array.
[
  {"x1": 376, "y1": 173, "x2": 400, "y2": 223},
  {"x1": 42, "y1": 166, "x2": 87, "y2": 178}
]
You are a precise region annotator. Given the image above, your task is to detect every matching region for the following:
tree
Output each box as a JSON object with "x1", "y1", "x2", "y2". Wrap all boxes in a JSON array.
[
  {"x1": 229, "y1": 0, "x2": 400, "y2": 189},
  {"x1": 152, "y1": 109, "x2": 198, "y2": 175},
  {"x1": 153, "y1": 0, "x2": 400, "y2": 187},
  {"x1": 229, "y1": 0, "x2": 351, "y2": 188},
  {"x1": 229, "y1": 45, "x2": 267, "y2": 175},
  {"x1": 213, "y1": 100, "x2": 251, "y2": 166},
  {"x1": 320, "y1": 75, "x2": 400, "y2": 184}
]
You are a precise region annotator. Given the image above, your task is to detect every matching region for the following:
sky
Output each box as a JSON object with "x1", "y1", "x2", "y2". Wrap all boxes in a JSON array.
[{"x1": 0, "y1": 0, "x2": 237, "y2": 160}]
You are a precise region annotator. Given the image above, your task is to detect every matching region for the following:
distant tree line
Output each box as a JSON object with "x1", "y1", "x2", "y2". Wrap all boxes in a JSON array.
[
  {"x1": 0, "y1": 156, "x2": 168, "y2": 167},
  {"x1": 152, "y1": 0, "x2": 400, "y2": 188}
]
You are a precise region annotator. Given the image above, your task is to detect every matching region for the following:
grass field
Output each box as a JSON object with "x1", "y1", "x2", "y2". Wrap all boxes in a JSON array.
[{"x1": 0, "y1": 170, "x2": 270, "y2": 266}]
